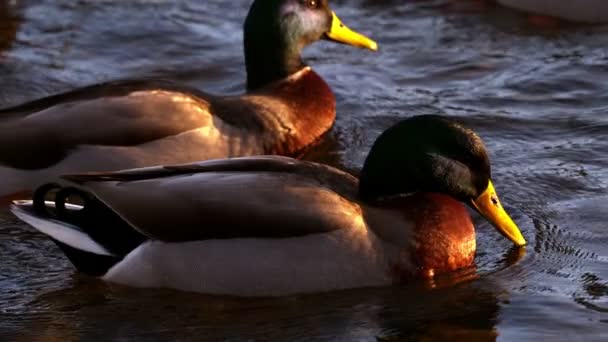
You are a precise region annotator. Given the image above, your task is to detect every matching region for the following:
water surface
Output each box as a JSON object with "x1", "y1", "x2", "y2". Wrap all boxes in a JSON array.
[{"x1": 0, "y1": 0, "x2": 607, "y2": 340}]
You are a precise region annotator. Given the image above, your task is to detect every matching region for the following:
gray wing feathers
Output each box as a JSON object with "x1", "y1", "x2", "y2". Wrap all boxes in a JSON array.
[
  {"x1": 0, "y1": 90, "x2": 212, "y2": 169},
  {"x1": 64, "y1": 157, "x2": 361, "y2": 241}
]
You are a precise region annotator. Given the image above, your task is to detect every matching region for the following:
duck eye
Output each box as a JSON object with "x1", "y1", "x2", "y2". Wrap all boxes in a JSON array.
[{"x1": 303, "y1": 0, "x2": 318, "y2": 9}]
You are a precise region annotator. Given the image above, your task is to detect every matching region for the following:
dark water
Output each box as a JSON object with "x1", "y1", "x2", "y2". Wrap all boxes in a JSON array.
[{"x1": 1, "y1": 0, "x2": 607, "y2": 340}]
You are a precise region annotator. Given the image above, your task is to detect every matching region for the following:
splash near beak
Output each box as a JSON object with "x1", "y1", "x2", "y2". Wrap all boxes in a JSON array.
[
  {"x1": 471, "y1": 180, "x2": 527, "y2": 247},
  {"x1": 325, "y1": 12, "x2": 378, "y2": 51}
]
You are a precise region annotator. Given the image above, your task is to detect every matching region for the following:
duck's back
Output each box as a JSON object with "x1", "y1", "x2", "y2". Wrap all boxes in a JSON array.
[
  {"x1": 0, "y1": 84, "x2": 248, "y2": 195},
  {"x1": 0, "y1": 69, "x2": 335, "y2": 197},
  {"x1": 0, "y1": 80, "x2": 270, "y2": 169},
  {"x1": 10, "y1": 156, "x2": 393, "y2": 296}
]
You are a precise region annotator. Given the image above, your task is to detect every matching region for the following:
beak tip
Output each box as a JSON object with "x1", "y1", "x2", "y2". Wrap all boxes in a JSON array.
[
  {"x1": 506, "y1": 232, "x2": 527, "y2": 248},
  {"x1": 368, "y1": 41, "x2": 378, "y2": 51},
  {"x1": 510, "y1": 234, "x2": 527, "y2": 247}
]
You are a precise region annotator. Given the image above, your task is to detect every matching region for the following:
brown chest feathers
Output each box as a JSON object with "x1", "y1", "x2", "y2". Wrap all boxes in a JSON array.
[
  {"x1": 391, "y1": 193, "x2": 477, "y2": 280},
  {"x1": 257, "y1": 68, "x2": 336, "y2": 156}
]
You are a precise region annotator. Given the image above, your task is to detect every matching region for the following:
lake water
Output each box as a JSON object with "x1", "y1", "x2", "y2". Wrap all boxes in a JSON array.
[{"x1": 0, "y1": 0, "x2": 607, "y2": 340}]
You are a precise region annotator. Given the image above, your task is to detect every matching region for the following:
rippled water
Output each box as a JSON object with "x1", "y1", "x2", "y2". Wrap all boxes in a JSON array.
[{"x1": 1, "y1": 0, "x2": 607, "y2": 340}]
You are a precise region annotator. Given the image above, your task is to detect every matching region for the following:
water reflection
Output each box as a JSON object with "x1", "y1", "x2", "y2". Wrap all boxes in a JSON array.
[
  {"x1": 374, "y1": 283, "x2": 502, "y2": 341},
  {"x1": 1, "y1": 276, "x2": 507, "y2": 341},
  {"x1": 0, "y1": 0, "x2": 20, "y2": 53}
]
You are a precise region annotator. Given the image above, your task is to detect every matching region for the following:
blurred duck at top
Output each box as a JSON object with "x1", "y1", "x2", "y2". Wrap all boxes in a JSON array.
[
  {"x1": 437, "y1": 0, "x2": 607, "y2": 24},
  {"x1": 0, "y1": 0, "x2": 377, "y2": 198},
  {"x1": 496, "y1": 0, "x2": 608, "y2": 24}
]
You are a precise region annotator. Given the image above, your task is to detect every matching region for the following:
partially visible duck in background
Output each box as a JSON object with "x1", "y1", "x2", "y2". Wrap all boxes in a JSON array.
[
  {"x1": 496, "y1": 0, "x2": 608, "y2": 24},
  {"x1": 0, "y1": 0, "x2": 20, "y2": 53},
  {"x1": 0, "y1": 0, "x2": 377, "y2": 198},
  {"x1": 11, "y1": 115, "x2": 526, "y2": 297}
]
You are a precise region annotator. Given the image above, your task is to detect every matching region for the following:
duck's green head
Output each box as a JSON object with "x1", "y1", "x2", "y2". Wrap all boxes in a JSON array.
[
  {"x1": 244, "y1": 0, "x2": 377, "y2": 90},
  {"x1": 359, "y1": 115, "x2": 526, "y2": 247}
]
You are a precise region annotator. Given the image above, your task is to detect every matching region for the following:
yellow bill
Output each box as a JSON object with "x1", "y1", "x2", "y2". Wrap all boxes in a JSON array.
[
  {"x1": 470, "y1": 180, "x2": 526, "y2": 247},
  {"x1": 325, "y1": 12, "x2": 378, "y2": 51}
]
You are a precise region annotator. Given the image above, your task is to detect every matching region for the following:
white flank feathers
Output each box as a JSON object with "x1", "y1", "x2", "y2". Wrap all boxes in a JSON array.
[{"x1": 104, "y1": 227, "x2": 399, "y2": 297}]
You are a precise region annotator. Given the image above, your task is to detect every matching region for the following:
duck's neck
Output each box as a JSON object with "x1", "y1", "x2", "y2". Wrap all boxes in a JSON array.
[
  {"x1": 261, "y1": 67, "x2": 336, "y2": 156},
  {"x1": 245, "y1": 35, "x2": 306, "y2": 91}
]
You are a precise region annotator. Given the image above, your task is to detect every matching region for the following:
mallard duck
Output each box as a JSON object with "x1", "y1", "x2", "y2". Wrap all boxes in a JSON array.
[
  {"x1": 0, "y1": 0, "x2": 377, "y2": 198},
  {"x1": 11, "y1": 115, "x2": 526, "y2": 297},
  {"x1": 497, "y1": 0, "x2": 608, "y2": 23}
]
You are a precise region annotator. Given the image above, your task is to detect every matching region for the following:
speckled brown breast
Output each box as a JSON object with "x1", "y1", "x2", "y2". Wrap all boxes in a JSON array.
[
  {"x1": 262, "y1": 69, "x2": 336, "y2": 156},
  {"x1": 394, "y1": 193, "x2": 477, "y2": 280}
]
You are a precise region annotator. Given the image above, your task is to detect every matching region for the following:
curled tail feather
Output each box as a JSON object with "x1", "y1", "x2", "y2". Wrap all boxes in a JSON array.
[{"x1": 11, "y1": 183, "x2": 147, "y2": 276}]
